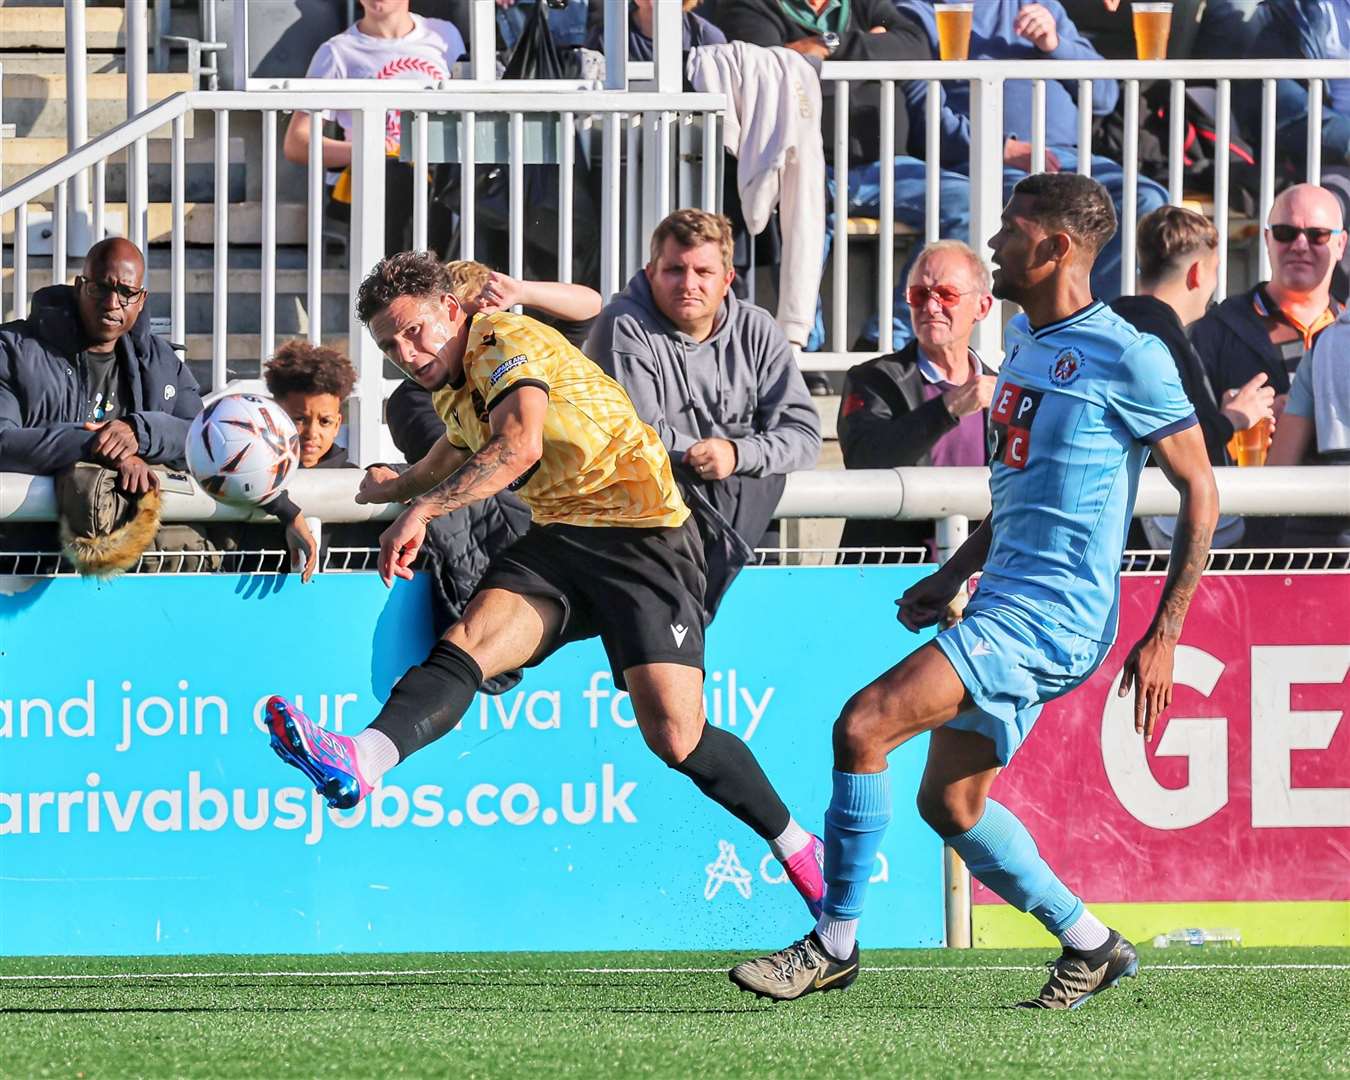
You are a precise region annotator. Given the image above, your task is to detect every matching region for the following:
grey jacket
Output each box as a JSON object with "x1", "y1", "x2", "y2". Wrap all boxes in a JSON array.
[{"x1": 586, "y1": 271, "x2": 821, "y2": 476}]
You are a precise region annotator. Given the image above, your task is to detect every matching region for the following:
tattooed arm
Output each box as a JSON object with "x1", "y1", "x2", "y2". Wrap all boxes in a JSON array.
[
  {"x1": 1117, "y1": 423, "x2": 1219, "y2": 739},
  {"x1": 376, "y1": 386, "x2": 547, "y2": 587}
]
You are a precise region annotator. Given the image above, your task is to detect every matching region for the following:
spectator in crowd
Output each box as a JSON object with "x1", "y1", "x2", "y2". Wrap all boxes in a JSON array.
[
  {"x1": 1112, "y1": 206, "x2": 1275, "y2": 467},
  {"x1": 263, "y1": 341, "x2": 360, "y2": 469},
  {"x1": 709, "y1": 0, "x2": 963, "y2": 353},
  {"x1": 501, "y1": 0, "x2": 591, "y2": 52},
  {"x1": 217, "y1": 341, "x2": 363, "y2": 579},
  {"x1": 386, "y1": 262, "x2": 602, "y2": 462},
  {"x1": 1191, "y1": 183, "x2": 1347, "y2": 403},
  {"x1": 1112, "y1": 205, "x2": 1274, "y2": 548},
  {"x1": 1059, "y1": 0, "x2": 1135, "y2": 58},
  {"x1": 283, "y1": 0, "x2": 465, "y2": 258},
  {"x1": 586, "y1": 209, "x2": 821, "y2": 615},
  {"x1": 583, "y1": 0, "x2": 726, "y2": 60},
  {"x1": 0, "y1": 237, "x2": 201, "y2": 494},
  {"x1": 1268, "y1": 303, "x2": 1350, "y2": 546},
  {"x1": 895, "y1": 0, "x2": 1167, "y2": 346},
  {"x1": 836, "y1": 240, "x2": 995, "y2": 560},
  {"x1": 1197, "y1": 0, "x2": 1350, "y2": 172}
]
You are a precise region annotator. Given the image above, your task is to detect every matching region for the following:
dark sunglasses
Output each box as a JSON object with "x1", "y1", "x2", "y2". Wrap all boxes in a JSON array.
[
  {"x1": 1267, "y1": 224, "x2": 1345, "y2": 246},
  {"x1": 77, "y1": 275, "x2": 146, "y2": 307},
  {"x1": 906, "y1": 284, "x2": 971, "y2": 309}
]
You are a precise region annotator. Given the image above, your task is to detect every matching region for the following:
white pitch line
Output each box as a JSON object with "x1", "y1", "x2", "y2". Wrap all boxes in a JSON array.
[{"x1": 0, "y1": 963, "x2": 1347, "y2": 983}]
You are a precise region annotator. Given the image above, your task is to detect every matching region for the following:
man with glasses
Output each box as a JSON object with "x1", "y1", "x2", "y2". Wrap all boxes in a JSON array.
[
  {"x1": 0, "y1": 237, "x2": 201, "y2": 494},
  {"x1": 836, "y1": 240, "x2": 996, "y2": 562},
  {"x1": 1191, "y1": 183, "x2": 1347, "y2": 411}
]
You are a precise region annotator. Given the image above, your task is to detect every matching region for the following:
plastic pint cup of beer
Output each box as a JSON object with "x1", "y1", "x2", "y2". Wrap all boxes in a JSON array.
[
  {"x1": 935, "y1": 2, "x2": 974, "y2": 61},
  {"x1": 1132, "y1": 2, "x2": 1173, "y2": 60},
  {"x1": 1227, "y1": 417, "x2": 1273, "y2": 467}
]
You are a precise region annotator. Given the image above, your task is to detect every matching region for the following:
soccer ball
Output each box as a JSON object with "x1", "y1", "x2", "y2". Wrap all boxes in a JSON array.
[{"x1": 186, "y1": 394, "x2": 300, "y2": 506}]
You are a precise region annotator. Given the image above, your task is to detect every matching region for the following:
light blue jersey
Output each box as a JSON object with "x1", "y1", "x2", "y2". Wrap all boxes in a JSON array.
[
  {"x1": 978, "y1": 301, "x2": 1197, "y2": 643},
  {"x1": 935, "y1": 301, "x2": 1196, "y2": 763}
]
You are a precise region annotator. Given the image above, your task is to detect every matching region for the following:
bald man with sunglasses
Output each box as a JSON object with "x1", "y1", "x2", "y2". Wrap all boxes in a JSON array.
[
  {"x1": 836, "y1": 240, "x2": 997, "y2": 561},
  {"x1": 1191, "y1": 184, "x2": 1347, "y2": 412}
]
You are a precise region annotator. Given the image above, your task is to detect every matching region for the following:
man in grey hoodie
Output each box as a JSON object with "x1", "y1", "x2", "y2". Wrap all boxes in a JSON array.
[{"x1": 586, "y1": 208, "x2": 821, "y2": 615}]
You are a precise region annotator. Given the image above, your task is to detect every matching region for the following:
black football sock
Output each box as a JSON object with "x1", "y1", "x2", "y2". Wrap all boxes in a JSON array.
[
  {"x1": 672, "y1": 724, "x2": 791, "y2": 841},
  {"x1": 368, "y1": 640, "x2": 483, "y2": 761}
]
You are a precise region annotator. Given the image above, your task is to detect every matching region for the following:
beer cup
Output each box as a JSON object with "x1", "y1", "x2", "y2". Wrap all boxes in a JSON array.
[
  {"x1": 935, "y1": 2, "x2": 975, "y2": 61},
  {"x1": 1132, "y1": 2, "x2": 1173, "y2": 61},
  {"x1": 1227, "y1": 417, "x2": 1273, "y2": 467}
]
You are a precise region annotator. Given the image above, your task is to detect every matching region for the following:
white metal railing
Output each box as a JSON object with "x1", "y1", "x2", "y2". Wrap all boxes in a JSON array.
[
  {"x1": 1, "y1": 86, "x2": 723, "y2": 465},
  {"x1": 3, "y1": 467, "x2": 1347, "y2": 527},
  {"x1": 809, "y1": 58, "x2": 1348, "y2": 372},
  {"x1": 3, "y1": 56, "x2": 1345, "y2": 449}
]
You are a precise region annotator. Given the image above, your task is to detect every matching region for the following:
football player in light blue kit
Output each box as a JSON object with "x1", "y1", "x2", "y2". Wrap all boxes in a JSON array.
[{"x1": 731, "y1": 174, "x2": 1220, "y2": 1009}]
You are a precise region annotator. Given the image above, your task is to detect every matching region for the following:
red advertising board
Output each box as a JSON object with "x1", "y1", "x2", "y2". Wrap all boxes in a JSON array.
[{"x1": 978, "y1": 573, "x2": 1350, "y2": 911}]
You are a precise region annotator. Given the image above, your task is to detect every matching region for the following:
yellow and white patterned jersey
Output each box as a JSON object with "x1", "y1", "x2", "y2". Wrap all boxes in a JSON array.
[{"x1": 431, "y1": 311, "x2": 688, "y2": 528}]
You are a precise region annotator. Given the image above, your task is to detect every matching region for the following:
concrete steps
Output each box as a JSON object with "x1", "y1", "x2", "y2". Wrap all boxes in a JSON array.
[
  {"x1": 5, "y1": 265, "x2": 353, "y2": 336},
  {"x1": 183, "y1": 334, "x2": 348, "y2": 370},
  {"x1": 0, "y1": 50, "x2": 124, "y2": 75},
  {"x1": 3, "y1": 136, "x2": 247, "y2": 200},
  {"x1": 2, "y1": 72, "x2": 194, "y2": 138},
  {"x1": 3, "y1": 265, "x2": 350, "y2": 297},
  {"x1": 0, "y1": 7, "x2": 126, "y2": 51},
  {"x1": 3, "y1": 201, "x2": 311, "y2": 246}
]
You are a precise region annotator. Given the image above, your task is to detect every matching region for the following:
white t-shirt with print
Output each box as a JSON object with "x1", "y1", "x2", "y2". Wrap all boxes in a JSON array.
[{"x1": 305, "y1": 14, "x2": 466, "y2": 150}]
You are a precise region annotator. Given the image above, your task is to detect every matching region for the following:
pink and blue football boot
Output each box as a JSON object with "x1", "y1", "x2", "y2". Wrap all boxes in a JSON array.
[{"x1": 266, "y1": 695, "x2": 373, "y2": 810}]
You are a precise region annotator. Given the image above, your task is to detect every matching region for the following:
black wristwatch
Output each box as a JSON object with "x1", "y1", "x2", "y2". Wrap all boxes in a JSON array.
[{"x1": 821, "y1": 31, "x2": 841, "y2": 54}]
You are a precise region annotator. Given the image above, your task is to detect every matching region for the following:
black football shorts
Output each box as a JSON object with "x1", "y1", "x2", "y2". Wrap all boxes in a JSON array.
[{"x1": 474, "y1": 515, "x2": 707, "y2": 688}]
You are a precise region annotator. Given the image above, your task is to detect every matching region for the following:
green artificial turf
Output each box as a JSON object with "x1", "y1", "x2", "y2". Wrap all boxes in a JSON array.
[{"x1": 2, "y1": 948, "x2": 1347, "y2": 1078}]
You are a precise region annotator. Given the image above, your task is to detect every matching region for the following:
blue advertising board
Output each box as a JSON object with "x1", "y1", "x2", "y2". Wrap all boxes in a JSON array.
[{"x1": 0, "y1": 565, "x2": 943, "y2": 955}]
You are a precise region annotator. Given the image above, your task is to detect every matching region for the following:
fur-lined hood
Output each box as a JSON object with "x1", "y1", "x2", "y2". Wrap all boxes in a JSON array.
[{"x1": 57, "y1": 467, "x2": 163, "y2": 577}]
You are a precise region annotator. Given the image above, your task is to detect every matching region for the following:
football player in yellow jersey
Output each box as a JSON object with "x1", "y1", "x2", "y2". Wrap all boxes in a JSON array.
[{"x1": 263, "y1": 252, "x2": 826, "y2": 918}]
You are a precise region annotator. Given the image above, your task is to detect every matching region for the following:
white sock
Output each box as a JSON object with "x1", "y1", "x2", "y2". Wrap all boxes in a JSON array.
[
  {"x1": 352, "y1": 728, "x2": 399, "y2": 783},
  {"x1": 1058, "y1": 908, "x2": 1110, "y2": 954},
  {"x1": 769, "y1": 817, "x2": 813, "y2": 861},
  {"x1": 814, "y1": 915, "x2": 858, "y2": 961}
]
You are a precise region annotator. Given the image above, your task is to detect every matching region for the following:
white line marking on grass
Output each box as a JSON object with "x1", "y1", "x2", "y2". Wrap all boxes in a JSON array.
[{"x1": 0, "y1": 963, "x2": 1346, "y2": 983}]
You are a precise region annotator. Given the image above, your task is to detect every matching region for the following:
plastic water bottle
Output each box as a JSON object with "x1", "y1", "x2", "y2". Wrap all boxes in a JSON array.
[{"x1": 1151, "y1": 928, "x2": 1242, "y2": 948}]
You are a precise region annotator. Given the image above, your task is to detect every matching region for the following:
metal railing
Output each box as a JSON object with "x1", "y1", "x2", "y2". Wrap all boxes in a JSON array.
[
  {"x1": 4, "y1": 466, "x2": 1347, "y2": 528},
  {"x1": 1, "y1": 86, "x2": 723, "y2": 464},
  {"x1": 3, "y1": 56, "x2": 1345, "y2": 444},
  {"x1": 810, "y1": 58, "x2": 1349, "y2": 370}
]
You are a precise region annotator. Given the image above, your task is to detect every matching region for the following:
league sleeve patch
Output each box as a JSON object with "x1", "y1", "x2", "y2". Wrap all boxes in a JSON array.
[{"x1": 489, "y1": 353, "x2": 529, "y2": 387}]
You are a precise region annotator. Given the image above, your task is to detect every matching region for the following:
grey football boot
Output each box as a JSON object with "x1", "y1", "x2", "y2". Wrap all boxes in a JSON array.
[
  {"x1": 1017, "y1": 930, "x2": 1139, "y2": 1010},
  {"x1": 728, "y1": 932, "x2": 860, "y2": 1001}
]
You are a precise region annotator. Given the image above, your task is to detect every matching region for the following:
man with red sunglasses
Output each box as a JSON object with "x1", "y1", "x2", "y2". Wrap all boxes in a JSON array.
[
  {"x1": 1191, "y1": 183, "x2": 1347, "y2": 411},
  {"x1": 836, "y1": 240, "x2": 997, "y2": 562}
]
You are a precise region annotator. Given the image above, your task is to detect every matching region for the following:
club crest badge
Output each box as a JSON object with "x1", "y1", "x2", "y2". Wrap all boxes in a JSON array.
[{"x1": 1050, "y1": 347, "x2": 1084, "y2": 386}]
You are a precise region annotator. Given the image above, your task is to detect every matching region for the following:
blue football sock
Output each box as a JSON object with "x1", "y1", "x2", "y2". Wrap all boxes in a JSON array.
[
  {"x1": 822, "y1": 769, "x2": 892, "y2": 921},
  {"x1": 946, "y1": 798, "x2": 1083, "y2": 934}
]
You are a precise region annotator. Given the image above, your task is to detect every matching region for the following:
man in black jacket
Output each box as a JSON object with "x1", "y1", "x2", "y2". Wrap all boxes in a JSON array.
[
  {"x1": 1112, "y1": 206, "x2": 1274, "y2": 467},
  {"x1": 0, "y1": 237, "x2": 202, "y2": 495},
  {"x1": 836, "y1": 239, "x2": 996, "y2": 560}
]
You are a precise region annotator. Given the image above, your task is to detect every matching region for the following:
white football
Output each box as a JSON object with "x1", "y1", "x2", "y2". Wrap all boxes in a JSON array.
[{"x1": 186, "y1": 394, "x2": 300, "y2": 506}]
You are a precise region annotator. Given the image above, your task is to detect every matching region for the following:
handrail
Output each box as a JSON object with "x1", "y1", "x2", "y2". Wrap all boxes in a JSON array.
[
  {"x1": 3, "y1": 467, "x2": 1347, "y2": 524},
  {"x1": 818, "y1": 58, "x2": 1350, "y2": 80},
  {"x1": 0, "y1": 94, "x2": 191, "y2": 211},
  {"x1": 0, "y1": 88, "x2": 725, "y2": 214}
]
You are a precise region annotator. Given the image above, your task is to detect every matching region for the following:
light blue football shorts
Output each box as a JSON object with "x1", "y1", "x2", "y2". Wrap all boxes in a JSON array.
[{"x1": 934, "y1": 599, "x2": 1112, "y2": 765}]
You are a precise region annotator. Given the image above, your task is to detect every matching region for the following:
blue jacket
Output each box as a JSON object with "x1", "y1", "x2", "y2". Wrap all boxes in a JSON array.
[
  {"x1": 0, "y1": 285, "x2": 202, "y2": 474},
  {"x1": 896, "y1": 0, "x2": 1117, "y2": 167}
]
